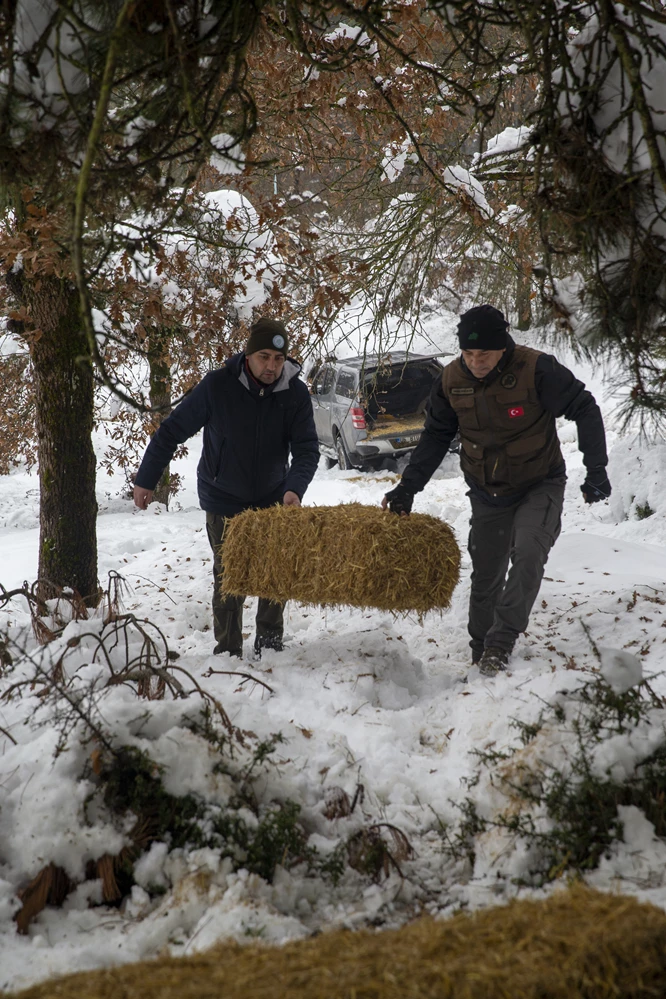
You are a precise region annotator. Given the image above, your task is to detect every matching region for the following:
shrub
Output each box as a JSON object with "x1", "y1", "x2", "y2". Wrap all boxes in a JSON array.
[
  {"x1": 444, "y1": 671, "x2": 666, "y2": 887},
  {"x1": 1, "y1": 576, "x2": 411, "y2": 933}
]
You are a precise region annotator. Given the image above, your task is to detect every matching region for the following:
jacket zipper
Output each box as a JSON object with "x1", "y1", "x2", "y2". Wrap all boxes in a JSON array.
[{"x1": 252, "y1": 390, "x2": 264, "y2": 499}]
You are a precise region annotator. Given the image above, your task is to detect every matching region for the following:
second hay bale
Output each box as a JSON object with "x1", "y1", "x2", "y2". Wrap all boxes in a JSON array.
[
  {"x1": 220, "y1": 503, "x2": 460, "y2": 614},
  {"x1": 15, "y1": 884, "x2": 666, "y2": 998}
]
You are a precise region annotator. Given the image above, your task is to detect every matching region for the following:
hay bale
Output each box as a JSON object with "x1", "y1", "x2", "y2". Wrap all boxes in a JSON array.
[
  {"x1": 14, "y1": 885, "x2": 666, "y2": 998},
  {"x1": 220, "y1": 503, "x2": 460, "y2": 614}
]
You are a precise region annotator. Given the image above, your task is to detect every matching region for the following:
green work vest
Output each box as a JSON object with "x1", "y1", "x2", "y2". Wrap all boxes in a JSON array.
[{"x1": 442, "y1": 345, "x2": 563, "y2": 496}]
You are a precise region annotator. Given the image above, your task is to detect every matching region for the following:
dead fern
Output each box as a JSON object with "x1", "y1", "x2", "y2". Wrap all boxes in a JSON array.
[
  {"x1": 347, "y1": 823, "x2": 414, "y2": 880},
  {"x1": 15, "y1": 864, "x2": 74, "y2": 935}
]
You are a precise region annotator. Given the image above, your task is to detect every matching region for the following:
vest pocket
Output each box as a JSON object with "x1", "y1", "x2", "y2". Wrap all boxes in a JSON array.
[
  {"x1": 460, "y1": 438, "x2": 485, "y2": 478},
  {"x1": 449, "y1": 394, "x2": 479, "y2": 430},
  {"x1": 505, "y1": 433, "x2": 547, "y2": 458},
  {"x1": 492, "y1": 391, "x2": 535, "y2": 430},
  {"x1": 505, "y1": 432, "x2": 549, "y2": 483}
]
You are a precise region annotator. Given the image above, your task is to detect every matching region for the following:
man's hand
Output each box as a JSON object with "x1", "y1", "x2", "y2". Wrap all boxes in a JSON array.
[
  {"x1": 581, "y1": 469, "x2": 611, "y2": 504},
  {"x1": 381, "y1": 483, "x2": 414, "y2": 516},
  {"x1": 133, "y1": 486, "x2": 154, "y2": 510},
  {"x1": 283, "y1": 491, "x2": 301, "y2": 507}
]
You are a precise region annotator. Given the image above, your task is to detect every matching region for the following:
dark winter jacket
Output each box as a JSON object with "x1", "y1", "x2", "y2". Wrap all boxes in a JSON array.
[
  {"x1": 401, "y1": 335, "x2": 607, "y2": 505},
  {"x1": 135, "y1": 352, "x2": 320, "y2": 514}
]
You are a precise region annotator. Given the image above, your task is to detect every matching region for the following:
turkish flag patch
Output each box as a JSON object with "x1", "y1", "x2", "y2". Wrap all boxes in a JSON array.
[{"x1": 508, "y1": 406, "x2": 524, "y2": 418}]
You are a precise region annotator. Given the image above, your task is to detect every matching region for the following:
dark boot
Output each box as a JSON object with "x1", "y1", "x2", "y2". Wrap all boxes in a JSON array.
[
  {"x1": 214, "y1": 642, "x2": 242, "y2": 658},
  {"x1": 206, "y1": 512, "x2": 244, "y2": 657},
  {"x1": 254, "y1": 598, "x2": 284, "y2": 657},
  {"x1": 253, "y1": 630, "x2": 284, "y2": 657},
  {"x1": 479, "y1": 647, "x2": 510, "y2": 677}
]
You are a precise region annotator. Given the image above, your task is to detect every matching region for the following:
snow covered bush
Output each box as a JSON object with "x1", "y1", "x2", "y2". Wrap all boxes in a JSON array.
[
  {"x1": 445, "y1": 656, "x2": 666, "y2": 889},
  {"x1": 0, "y1": 577, "x2": 413, "y2": 936}
]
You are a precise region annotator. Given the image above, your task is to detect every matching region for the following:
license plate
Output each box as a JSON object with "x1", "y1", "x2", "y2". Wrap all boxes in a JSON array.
[{"x1": 393, "y1": 433, "x2": 421, "y2": 446}]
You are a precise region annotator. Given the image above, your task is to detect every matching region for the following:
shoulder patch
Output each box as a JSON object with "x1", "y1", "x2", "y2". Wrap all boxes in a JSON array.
[
  {"x1": 500, "y1": 372, "x2": 517, "y2": 388},
  {"x1": 450, "y1": 386, "x2": 475, "y2": 395}
]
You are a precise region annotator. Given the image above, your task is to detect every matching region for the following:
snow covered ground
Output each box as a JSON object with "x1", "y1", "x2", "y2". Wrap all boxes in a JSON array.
[{"x1": 2, "y1": 322, "x2": 666, "y2": 992}]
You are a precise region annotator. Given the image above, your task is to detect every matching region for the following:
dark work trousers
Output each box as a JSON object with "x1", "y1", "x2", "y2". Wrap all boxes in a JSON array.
[
  {"x1": 467, "y1": 476, "x2": 565, "y2": 658},
  {"x1": 205, "y1": 511, "x2": 284, "y2": 656}
]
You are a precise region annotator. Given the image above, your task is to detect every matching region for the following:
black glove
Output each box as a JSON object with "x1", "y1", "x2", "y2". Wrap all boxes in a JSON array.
[
  {"x1": 581, "y1": 468, "x2": 611, "y2": 504},
  {"x1": 384, "y1": 483, "x2": 414, "y2": 515}
]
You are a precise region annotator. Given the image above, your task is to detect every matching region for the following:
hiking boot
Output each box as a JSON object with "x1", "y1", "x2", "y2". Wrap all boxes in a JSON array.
[
  {"x1": 471, "y1": 647, "x2": 483, "y2": 665},
  {"x1": 253, "y1": 632, "x2": 284, "y2": 658},
  {"x1": 478, "y1": 647, "x2": 510, "y2": 677},
  {"x1": 213, "y1": 642, "x2": 242, "y2": 658}
]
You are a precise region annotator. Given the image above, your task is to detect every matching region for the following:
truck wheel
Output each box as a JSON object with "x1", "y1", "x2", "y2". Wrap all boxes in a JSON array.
[{"x1": 336, "y1": 435, "x2": 353, "y2": 470}]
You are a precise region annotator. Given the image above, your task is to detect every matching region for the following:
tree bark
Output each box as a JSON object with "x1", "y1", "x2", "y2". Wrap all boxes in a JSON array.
[
  {"x1": 515, "y1": 270, "x2": 533, "y2": 331},
  {"x1": 147, "y1": 327, "x2": 172, "y2": 508},
  {"x1": 27, "y1": 277, "x2": 98, "y2": 603}
]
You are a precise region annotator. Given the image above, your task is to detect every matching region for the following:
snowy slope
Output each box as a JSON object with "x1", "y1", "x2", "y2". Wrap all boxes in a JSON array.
[{"x1": 2, "y1": 321, "x2": 666, "y2": 993}]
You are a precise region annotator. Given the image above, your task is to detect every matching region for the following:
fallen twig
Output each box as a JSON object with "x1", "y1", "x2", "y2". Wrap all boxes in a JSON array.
[{"x1": 203, "y1": 668, "x2": 275, "y2": 695}]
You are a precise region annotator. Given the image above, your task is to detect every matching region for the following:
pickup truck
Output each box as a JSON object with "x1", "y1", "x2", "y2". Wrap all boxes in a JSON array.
[{"x1": 308, "y1": 351, "x2": 455, "y2": 470}]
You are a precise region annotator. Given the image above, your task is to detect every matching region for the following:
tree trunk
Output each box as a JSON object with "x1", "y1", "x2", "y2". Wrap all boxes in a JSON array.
[
  {"x1": 516, "y1": 270, "x2": 533, "y2": 331},
  {"x1": 28, "y1": 277, "x2": 98, "y2": 603},
  {"x1": 147, "y1": 327, "x2": 172, "y2": 508}
]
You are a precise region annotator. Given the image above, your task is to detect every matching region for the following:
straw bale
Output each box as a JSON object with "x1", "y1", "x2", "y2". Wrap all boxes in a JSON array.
[
  {"x1": 220, "y1": 504, "x2": 460, "y2": 614},
  {"x1": 14, "y1": 885, "x2": 666, "y2": 998}
]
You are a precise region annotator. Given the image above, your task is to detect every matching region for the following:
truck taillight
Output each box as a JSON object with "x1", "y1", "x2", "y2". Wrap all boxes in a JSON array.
[{"x1": 351, "y1": 406, "x2": 366, "y2": 429}]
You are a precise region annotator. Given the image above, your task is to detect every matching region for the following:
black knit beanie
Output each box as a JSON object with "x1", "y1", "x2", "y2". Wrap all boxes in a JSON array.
[
  {"x1": 457, "y1": 305, "x2": 508, "y2": 350},
  {"x1": 246, "y1": 318, "x2": 289, "y2": 357}
]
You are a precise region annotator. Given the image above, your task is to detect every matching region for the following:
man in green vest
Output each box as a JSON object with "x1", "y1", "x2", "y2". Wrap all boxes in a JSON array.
[{"x1": 382, "y1": 304, "x2": 610, "y2": 677}]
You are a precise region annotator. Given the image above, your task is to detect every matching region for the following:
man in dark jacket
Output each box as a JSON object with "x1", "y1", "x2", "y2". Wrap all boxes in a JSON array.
[
  {"x1": 134, "y1": 318, "x2": 319, "y2": 657},
  {"x1": 382, "y1": 304, "x2": 610, "y2": 677}
]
